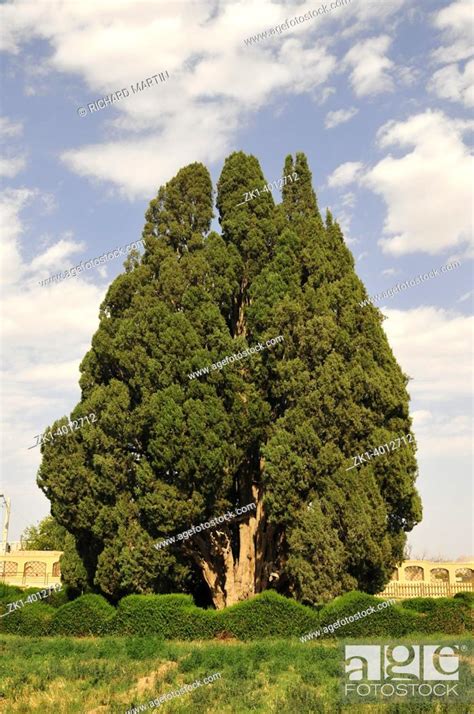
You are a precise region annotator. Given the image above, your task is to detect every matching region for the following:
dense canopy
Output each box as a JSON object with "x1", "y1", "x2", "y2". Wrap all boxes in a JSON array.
[{"x1": 38, "y1": 152, "x2": 421, "y2": 608}]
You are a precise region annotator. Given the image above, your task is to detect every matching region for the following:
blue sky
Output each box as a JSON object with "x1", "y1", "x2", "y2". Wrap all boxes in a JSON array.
[{"x1": 0, "y1": 0, "x2": 472, "y2": 559}]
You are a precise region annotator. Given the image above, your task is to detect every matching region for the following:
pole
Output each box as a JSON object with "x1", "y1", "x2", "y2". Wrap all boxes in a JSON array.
[{"x1": 0, "y1": 495, "x2": 11, "y2": 554}]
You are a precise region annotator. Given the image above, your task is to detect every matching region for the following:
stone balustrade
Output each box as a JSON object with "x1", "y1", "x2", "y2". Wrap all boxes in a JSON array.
[{"x1": 378, "y1": 559, "x2": 473, "y2": 599}]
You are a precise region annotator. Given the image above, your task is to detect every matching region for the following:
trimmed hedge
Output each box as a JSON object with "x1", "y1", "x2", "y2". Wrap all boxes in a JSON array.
[
  {"x1": 51, "y1": 594, "x2": 115, "y2": 636},
  {"x1": 0, "y1": 602, "x2": 55, "y2": 636},
  {"x1": 400, "y1": 597, "x2": 439, "y2": 614},
  {"x1": 0, "y1": 584, "x2": 68, "y2": 615},
  {"x1": 422, "y1": 597, "x2": 473, "y2": 634},
  {"x1": 218, "y1": 590, "x2": 320, "y2": 640},
  {"x1": 0, "y1": 588, "x2": 471, "y2": 639},
  {"x1": 20, "y1": 586, "x2": 69, "y2": 609},
  {"x1": 401, "y1": 595, "x2": 472, "y2": 634},
  {"x1": 0, "y1": 583, "x2": 23, "y2": 600},
  {"x1": 316, "y1": 591, "x2": 421, "y2": 639},
  {"x1": 107, "y1": 594, "x2": 219, "y2": 639},
  {"x1": 454, "y1": 591, "x2": 474, "y2": 605},
  {"x1": 0, "y1": 584, "x2": 64, "y2": 635}
]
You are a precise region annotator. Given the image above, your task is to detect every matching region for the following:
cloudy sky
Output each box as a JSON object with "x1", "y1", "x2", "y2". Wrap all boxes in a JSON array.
[{"x1": 1, "y1": 0, "x2": 472, "y2": 559}]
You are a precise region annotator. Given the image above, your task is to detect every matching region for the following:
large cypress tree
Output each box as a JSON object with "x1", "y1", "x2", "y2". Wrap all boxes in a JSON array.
[{"x1": 37, "y1": 153, "x2": 421, "y2": 607}]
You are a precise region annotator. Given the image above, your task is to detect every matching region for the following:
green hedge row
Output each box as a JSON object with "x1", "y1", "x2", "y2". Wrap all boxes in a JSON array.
[
  {"x1": 0, "y1": 583, "x2": 70, "y2": 609},
  {"x1": 1, "y1": 588, "x2": 472, "y2": 639}
]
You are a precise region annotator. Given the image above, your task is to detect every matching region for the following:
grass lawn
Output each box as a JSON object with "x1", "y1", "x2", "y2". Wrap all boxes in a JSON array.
[{"x1": 0, "y1": 634, "x2": 471, "y2": 713}]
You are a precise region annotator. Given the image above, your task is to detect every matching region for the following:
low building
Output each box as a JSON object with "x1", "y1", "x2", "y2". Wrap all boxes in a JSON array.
[
  {"x1": 0, "y1": 547, "x2": 62, "y2": 589},
  {"x1": 378, "y1": 559, "x2": 474, "y2": 599}
]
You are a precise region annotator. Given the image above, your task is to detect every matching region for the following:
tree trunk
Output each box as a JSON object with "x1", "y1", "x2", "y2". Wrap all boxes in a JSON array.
[{"x1": 193, "y1": 482, "x2": 272, "y2": 609}]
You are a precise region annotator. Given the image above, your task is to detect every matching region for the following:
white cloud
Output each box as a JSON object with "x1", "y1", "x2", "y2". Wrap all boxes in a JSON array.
[
  {"x1": 406, "y1": 405, "x2": 472, "y2": 557},
  {"x1": 0, "y1": 192, "x2": 83, "y2": 287},
  {"x1": 0, "y1": 115, "x2": 23, "y2": 138},
  {"x1": 28, "y1": 236, "x2": 86, "y2": 277},
  {"x1": 15, "y1": 359, "x2": 84, "y2": 386},
  {"x1": 428, "y1": 1, "x2": 474, "y2": 109},
  {"x1": 0, "y1": 190, "x2": 103, "y2": 357},
  {"x1": 0, "y1": 188, "x2": 36, "y2": 284},
  {"x1": 39, "y1": 193, "x2": 57, "y2": 215},
  {"x1": 431, "y1": 0, "x2": 474, "y2": 65},
  {"x1": 60, "y1": 39, "x2": 336, "y2": 198},
  {"x1": 337, "y1": 0, "x2": 408, "y2": 41},
  {"x1": 383, "y1": 306, "x2": 473, "y2": 401},
  {"x1": 0, "y1": 0, "x2": 334, "y2": 199},
  {"x1": 382, "y1": 268, "x2": 397, "y2": 277},
  {"x1": 0, "y1": 0, "x2": 408, "y2": 199},
  {"x1": 363, "y1": 111, "x2": 473, "y2": 256},
  {"x1": 411, "y1": 409, "x2": 432, "y2": 428},
  {"x1": 343, "y1": 35, "x2": 394, "y2": 96},
  {"x1": 327, "y1": 161, "x2": 364, "y2": 188},
  {"x1": 0, "y1": 186, "x2": 106, "y2": 536},
  {"x1": 394, "y1": 302, "x2": 474, "y2": 558},
  {"x1": 410, "y1": 407, "x2": 471, "y2": 462},
  {"x1": 0, "y1": 116, "x2": 26, "y2": 177},
  {"x1": 395, "y1": 64, "x2": 419, "y2": 87},
  {"x1": 324, "y1": 107, "x2": 358, "y2": 129},
  {"x1": 409, "y1": 411, "x2": 472, "y2": 460},
  {"x1": 0, "y1": 155, "x2": 26, "y2": 178},
  {"x1": 448, "y1": 245, "x2": 474, "y2": 263},
  {"x1": 381, "y1": 305, "x2": 473, "y2": 559},
  {"x1": 341, "y1": 192, "x2": 356, "y2": 208},
  {"x1": 458, "y1": 290, "x2": 473, "y2": 303},
  {"x1": 2, "y1": 283, "x2": 101, "y2": 347},
  {"x1": 317, "y1": 86, "x2": 336, "y2": 105},
  {"x1": 62, "y1": 103, "x2": 240, "y2": 200},
  {"x1": 428, "y1": 58, "x2": 474, "y2": 108}
]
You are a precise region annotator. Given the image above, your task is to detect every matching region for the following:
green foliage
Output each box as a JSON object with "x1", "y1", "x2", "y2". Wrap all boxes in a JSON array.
[
  {"x1": 51, "y1": 594, "x2": 115, "y2": 636},
  {"x1": 19, "y1": 586, "x2": 66, "y2": 608},
  {"x1": 143, "y1": 162, "x2": 214, "y2": 254},
  {"x1": 422, "y1": 597, "x2": 473, "y2": 635},
  {"x1": 285, "y1": 501, "x2": 356, "y2": 604},
  {"x1": 453, "y1": 591, "x2": 474, "y2": 605},
  {"x1": 36, "y1": 152, "x2": 422, "y2": 606},
  {"x1": 59, "y1": 532, "x2": 90, "y2": 596},
  {"x1": 0, "y1": 583, "x2": 22, "y2": 600},
  {"x1": 401, "y1": 597, "x2": 440, "y2": 613},
  {"x1": 43, "y1": 587, "x2": 70, "y2": 608},
  {"x1": 108, "y1": 593, "x2": 218, "y2": 639},
  {"x1": 218, "y1": 590, "x2": 319, "y2": 640},
  {"x1": 0, "y1": 586, "x2": 65, "y2": 625},
  {"x1": 1, "y1": 590, "x2": 471, "y2": 639},
  {"x1": 401, "y1": 595, "x2": 473, "y2": 634},
  {"x1": 0, "y1": 603, "x2": 55, "y2": 636},
  {"x1": 316, "y1": 591, "x2": 472, "y2": 638},
  {"x1": 281, "y1": 152, "x2": 322, "y2": 227},
  {"x1": 317, "y1": 591, "x2": 420, "y2": 638},
  {"x1": 20, "y1": 514, "x2": 67, "y2": 550}
]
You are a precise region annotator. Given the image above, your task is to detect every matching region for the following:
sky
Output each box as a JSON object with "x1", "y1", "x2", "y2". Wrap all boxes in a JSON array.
[{"x1": 0, "y1": 0, "x2": 472, "y2": 560}]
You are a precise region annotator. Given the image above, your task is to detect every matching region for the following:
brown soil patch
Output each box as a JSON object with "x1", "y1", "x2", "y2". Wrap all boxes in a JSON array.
[
  {"x1": 86, "y1": 661, "x2": 179, "y2": 712},
  {"x1": 130, "y1": 660, "x2": 178, "y2": 698}
]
